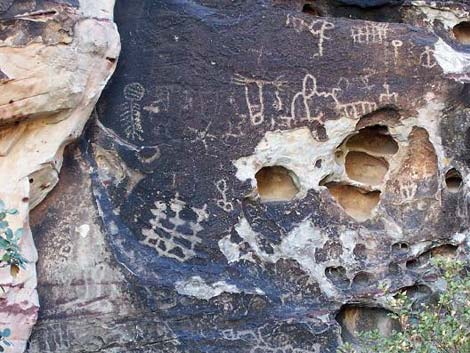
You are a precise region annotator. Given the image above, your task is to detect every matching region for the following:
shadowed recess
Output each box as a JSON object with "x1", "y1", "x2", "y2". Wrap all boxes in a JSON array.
[
  {"x1": 445, "y1": 168, "x2": 462, "y2": 193},
  {"x1": 346, "y1": 126, "x2": 399, "y2": 156},
  {"x1": 453, "y1": 22, "x2": 470, "y2": 45},
  {"x1": 255, "y1": 166, "x2": 299, "y2": 202},
  {"x1": 324, "y1": 183, "x2": 380, "y2": 221},
  {"x1": 345, "y1": 151, "x2": 389, "y2": 185},
  {"x1": 337, "y1": 306, "x2": 401, "y2": 346}
]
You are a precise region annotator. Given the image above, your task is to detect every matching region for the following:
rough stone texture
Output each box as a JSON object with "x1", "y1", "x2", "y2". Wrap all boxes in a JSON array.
[
  {"x1": 21, "y1": 0, "x2": 470, "y2": 352},
  {"x1": 0, "y1": 0, "x2": 119, "y2": 351}
]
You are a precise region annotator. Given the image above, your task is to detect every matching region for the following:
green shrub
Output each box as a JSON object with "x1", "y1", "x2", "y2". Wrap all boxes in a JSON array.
[
  {"x1": 338, "y1": 258, "x2": 470, "y2": 353},
  {"x1": 0, "y1": 200, "x2": 26, "y2": 351}
]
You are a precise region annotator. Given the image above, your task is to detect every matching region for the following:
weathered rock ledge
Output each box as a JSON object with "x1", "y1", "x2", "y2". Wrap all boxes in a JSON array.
[{"x1": 0, "y1": 0, "x2": 119, "y2": 351}]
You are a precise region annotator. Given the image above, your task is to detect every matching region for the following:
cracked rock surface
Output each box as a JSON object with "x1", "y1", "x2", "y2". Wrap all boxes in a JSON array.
[{"x1": 18, "y1": 0, "x2": 470, "y2": 352}]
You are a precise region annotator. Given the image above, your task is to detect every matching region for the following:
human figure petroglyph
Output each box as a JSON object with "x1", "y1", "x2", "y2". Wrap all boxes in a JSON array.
[
  {"x1": 233, "y1": 74, "x2": 287, "y2": 126},
  {"x1": 120, "y1": 82, "x2": 145, "y2": 141},
  {"x1": 188, "y1": 121, "x2": 216, "y2": 151},
  {"x1": 420, "y1": 46, "x2": 436, "y2": 68},
  {"x1": 279, "y1": 74, "x2": 334, "y2": 128},
  {"x1": 351, "y1": 23, "x2": 389, "y2": 44},
  {"x1": 286, "y1": 14, "x2": 334, "y2": 57}
]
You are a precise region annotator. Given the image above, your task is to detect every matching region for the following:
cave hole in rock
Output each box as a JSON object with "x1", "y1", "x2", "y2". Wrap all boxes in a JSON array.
[
  {"x1": 255, "y1": 166, "x2": 299, "y2": 202},
  {"x1": 356, "y1": 108, "x2": 402, "y2": 130},
  {"x1": 345, "y1": 151, "x2": 389, "y2": 185},
  {"x1": 337, "y1": 306, "x2": 401, "y2": 346},
  {"x1": 325, "y1": 183, "x2": 380, "y2": 221},
  {"x1": 346, "y1": 125, "x2": 399, "y2": 156},
  {"x1": 445, "y1": 168, "x2": 462, "y2": 193},
  {"x1": 453, "y1": 22, "x2": 470, "y2": 45}
]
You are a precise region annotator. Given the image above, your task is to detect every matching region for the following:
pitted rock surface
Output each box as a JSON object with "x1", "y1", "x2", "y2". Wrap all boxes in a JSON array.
[{"x1": 27, "y1": 0, "x2": 470, "y2": 352}]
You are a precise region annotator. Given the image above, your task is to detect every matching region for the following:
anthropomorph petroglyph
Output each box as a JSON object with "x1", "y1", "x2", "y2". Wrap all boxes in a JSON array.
[
  {"x1": 141, "y1": 193, "x2": 209, "y2": 261},
  {"x1": 420, "y1": 46, "x2": 437, "y2": 68},
  {"x1": 232, "y1": 74, "x2": 287, "y2": 126},
  {"x1": 286, "y1": 14, "x2": 334, "y2": 58},
  {"x1": 120, "y1": 82, "x2": 145, "y2": 141}
]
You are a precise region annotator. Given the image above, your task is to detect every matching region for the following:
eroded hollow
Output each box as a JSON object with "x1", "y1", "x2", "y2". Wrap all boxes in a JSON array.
[
  {"x1": 302, "y1": 3, "x2": 321, "y2": 16},
  {"x1": 406, "y1": 244, "x2": 458, "y2": 270},
  {"x1": 255, "y1": 166, "x2": 299, "y2": 202},
  {"x1": 345, "y1": 151, "x2": 389, "y2": 185},
  {"x1": 337, "y1": 306, "x2": 401, "y2": 346},
  {"x1": 325, "y1": 266, "x2": 350, "y2": 288},
  {"x1": 453, "y1": 22, "x2": 470, "y2": 45},
  {"x1": 325, "y1": 183, "x2": 380, "y2": 221},
  {"x1": 346, "y1": 126, "x2": 399, "y2": 156},
  {"x1": 445, "y1": 168, "x2": 462, "y2": 193}
]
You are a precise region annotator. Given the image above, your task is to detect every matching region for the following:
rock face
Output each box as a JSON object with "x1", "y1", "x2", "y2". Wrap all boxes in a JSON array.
[
  {"x1": 0, "y1": 0, "x2": 119, "y2": 351},
  {"x1": 7, "y1": 0, "x2": 470, "y2": 352}
]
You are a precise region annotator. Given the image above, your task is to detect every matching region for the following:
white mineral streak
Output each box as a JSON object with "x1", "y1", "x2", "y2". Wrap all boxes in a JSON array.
[
  {"x1": 231, "y1": 217, "x2": 338, "y2": 297},
  {"x1": 412, "y1": 1, "x2": 469, "y2": 30},
  {"x1": 175, "y1": 276, "x2": 264, "y2": 300},
  {"x1": 0, "y1": 1, "x2": 120, "y2": 351},
  {"x1": 434, "y1": 39, "x2": 470, "y2": 75}
]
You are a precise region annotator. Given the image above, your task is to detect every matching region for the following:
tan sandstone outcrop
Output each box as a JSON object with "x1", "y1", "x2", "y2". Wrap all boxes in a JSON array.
[{"x1": 0, "y1": 1, "x2": 120, "y2": 351}]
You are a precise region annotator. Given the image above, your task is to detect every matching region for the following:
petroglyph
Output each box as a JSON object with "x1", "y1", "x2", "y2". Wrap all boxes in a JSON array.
[
  {"x1": 142, "y1": 193, "x2": 209, "y2": 261},
  {"x1": 234, "y1": 72, "x2": 392, "y2": 127},
  {"x1": 420, "y1": 46, "x2": 437, "y2": 68},
  {"x1": 286, "y1": 14, "x2": 334, "y2": 57},
  {"x1": 143, "y1": 86, "x2": 171, "y2": 114},
  {"x1": 233, "y1": 74, "x2": 287, "y2": 126},
  {"x1": 215, "y1": 179, "x2": 234, "y2": 213},
  {"x1": 379, "y1": 83, "x2": 398, "y2": 104},
  {"x1": 351, "y1": 23, "x2": 389, "y2": 44},
  {"x1": 392, "y1": 40, "x2": 403, "y2": 65},
  {"x1": 120, "y1": 82, "x2": 145, "y2": 141},
  {"x1": 222, "y1": 325, "x2": 321, "y2": 353},
  {"x1": 188, "y1": 122, "x2": 216, "y2": 151},
  {"x1": 337, "y1": 101, "x2": 378, "y2": 120},
  {"x1": 279, "y1": 74, "x2": 334, "y2": 128}
]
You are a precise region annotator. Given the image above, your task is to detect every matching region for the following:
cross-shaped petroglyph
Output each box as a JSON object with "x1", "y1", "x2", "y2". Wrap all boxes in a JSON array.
[
  {"x1": 142, "y1": 193, "x2": 208, "y2": 262},
  {"x1": 286, "y1": 14, "x2": 334, "y2": 58},
  {"x1": 420, "y1": 46, "x2": 436, "y2": 69},
  {"x1": 379, "y1": 83, "x2": 398, "y2": 104}
]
